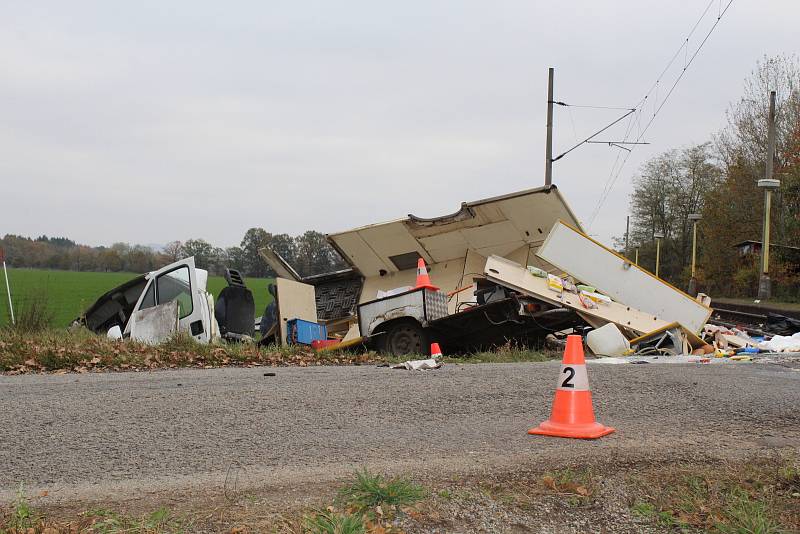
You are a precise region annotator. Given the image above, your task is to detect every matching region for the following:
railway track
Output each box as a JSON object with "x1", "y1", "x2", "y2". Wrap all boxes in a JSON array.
[{"x1": 710, "y1": 303, "x2": 800, "y2": 336}]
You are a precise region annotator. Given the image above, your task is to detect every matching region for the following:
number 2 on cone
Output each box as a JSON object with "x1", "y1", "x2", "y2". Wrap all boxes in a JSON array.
[{"x1": 561, "y1": 366, "x2": 575, "y2": 388}]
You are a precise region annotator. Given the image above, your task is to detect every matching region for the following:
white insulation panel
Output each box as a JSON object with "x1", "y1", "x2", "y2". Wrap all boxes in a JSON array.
[{"x1": 536, "y1": 221, "x2": 712, "y2": 333}]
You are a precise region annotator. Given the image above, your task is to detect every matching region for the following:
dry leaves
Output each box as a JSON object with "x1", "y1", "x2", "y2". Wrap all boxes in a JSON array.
[
  {"x1": 541, "y1": 473, "x2": 594, "y2": 497},
  {"x1": 1, "y1": 331, "x2": 382, "y2": 375}
]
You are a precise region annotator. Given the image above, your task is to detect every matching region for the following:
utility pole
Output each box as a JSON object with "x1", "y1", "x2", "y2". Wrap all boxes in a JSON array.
[
  {"x1": 544, "y1": 67, "x2": 554, "y2": 186},
  {"x1": 757, "y1": 90, "x2": 780, "y2": 300}
]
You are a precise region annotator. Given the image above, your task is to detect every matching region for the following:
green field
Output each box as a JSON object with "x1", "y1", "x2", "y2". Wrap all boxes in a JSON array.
[{"x1": 0, "y1": 268, "x2": 274, "y2": 328}]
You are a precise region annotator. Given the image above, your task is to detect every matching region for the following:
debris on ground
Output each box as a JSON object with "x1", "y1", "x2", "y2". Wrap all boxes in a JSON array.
[{"x1": 391, "y1": 358, "x2": 442, "y2": 371}]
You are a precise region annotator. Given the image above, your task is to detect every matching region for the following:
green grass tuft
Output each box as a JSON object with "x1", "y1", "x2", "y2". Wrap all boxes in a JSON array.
[
  {"x1": 302, "y1": 510, "x2": 366, "y2": 534},
  {"x1": 715, "y1": 488, "x2": 783, "y2": 534},
  {"x1": 3, "y1": 484, "x2": 39, "y2": 532},
  {"x1": 337, "y1": 468, "x2": 426, "y2": 513}
]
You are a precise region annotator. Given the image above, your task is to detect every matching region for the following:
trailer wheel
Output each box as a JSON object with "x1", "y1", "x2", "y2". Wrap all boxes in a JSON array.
[{"x1": 376, "y1": 320, "x2": 427, "y2": 356}]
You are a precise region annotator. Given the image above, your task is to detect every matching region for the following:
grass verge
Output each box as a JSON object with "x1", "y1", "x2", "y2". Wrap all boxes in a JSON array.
[
  {"x1": 0, "y1": 487, "x2": 186, "y2": 534},
  {"x1": 0, "y1": 329, "x2": 381, "y2": 374},
  {"x1": 630, "y1": 456, "x2": 800, "y2": 532},
  {"x1": 3, "y1": 459, "x2": 798, "y2": 533},
  {"x1": 1, "y1": 329, "x2": 558, "y2": 374}
]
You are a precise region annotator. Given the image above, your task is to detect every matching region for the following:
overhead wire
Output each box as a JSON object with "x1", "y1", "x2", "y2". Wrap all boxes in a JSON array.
[
  {"x1": 553, "y1": 108, "x2": 636, "y2": 162},
  {"x1": 585, "y1": 0, "x2": 734, "y2": 228},
  {"x1": 556, "y1": 103, "x2": 634, "y2": 111}
]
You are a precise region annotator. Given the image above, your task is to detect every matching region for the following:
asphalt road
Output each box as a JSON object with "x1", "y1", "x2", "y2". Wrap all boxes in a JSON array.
[{"x1": 2, "y1": 362, "x2": 799, "y2": 506}]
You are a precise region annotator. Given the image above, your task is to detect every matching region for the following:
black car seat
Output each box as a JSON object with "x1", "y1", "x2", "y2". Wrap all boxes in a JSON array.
[{"x1": 214, "y1": 269, "x2": 255, "y2": 340}]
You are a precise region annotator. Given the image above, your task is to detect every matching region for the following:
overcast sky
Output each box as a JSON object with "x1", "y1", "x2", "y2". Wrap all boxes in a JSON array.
[{"x1": 1, "y1": 1, "x2": 798, "y2": 249}]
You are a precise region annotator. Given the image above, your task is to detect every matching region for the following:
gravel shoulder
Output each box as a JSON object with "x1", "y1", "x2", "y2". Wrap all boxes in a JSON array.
[{"x1": 2, "y1": 361, "x2": 799, "y2": 518}]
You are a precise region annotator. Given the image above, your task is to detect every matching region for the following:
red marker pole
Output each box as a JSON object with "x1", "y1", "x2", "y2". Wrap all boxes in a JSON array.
[{"x1": 0, "y1": 248, "x2": 14, "y2": 325}]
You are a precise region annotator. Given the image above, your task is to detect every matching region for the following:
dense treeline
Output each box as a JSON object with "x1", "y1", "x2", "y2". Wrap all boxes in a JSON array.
[
  {"x1": 623, "y1": 55, "x2": 800, "y2": 299},
  {"x1": 0, "y1": 229, "x2": 346, "y2": 279}
]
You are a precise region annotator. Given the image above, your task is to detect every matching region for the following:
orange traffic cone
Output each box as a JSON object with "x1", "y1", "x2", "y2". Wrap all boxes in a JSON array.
[
  {"x1": 415, "y1": 258, "x2": 439, "y2": 291},
  {"x1": 528, "y1": 335, "x2": 615, "y2": 439},
  {"x1": 430, "y1": 342, "x2": 443, "y2": 359}
]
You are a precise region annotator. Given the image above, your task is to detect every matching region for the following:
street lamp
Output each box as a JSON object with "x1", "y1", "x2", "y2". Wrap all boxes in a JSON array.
[
  {"x1": 688, "y1": 213, "x2": 702, "y2": 295},
  {"x1": 653, "y1": 232, "x2": 664, "y2": 278},
  {"x1": 757, "y1": 178, "x2": 781, "y2": 299}
]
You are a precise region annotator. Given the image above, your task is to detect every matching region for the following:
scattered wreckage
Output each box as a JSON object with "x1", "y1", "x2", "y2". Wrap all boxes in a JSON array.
[
  {"x1": 258, "y1": 185, "x2": 719, "y2": 358},
  {"x1": 75, "y1": 185, "x2": 799, "y2": 362}
]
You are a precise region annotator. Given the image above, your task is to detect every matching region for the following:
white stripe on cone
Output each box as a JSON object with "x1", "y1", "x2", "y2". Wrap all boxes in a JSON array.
[{"x1": 556, "y1": 364, "x2": 590, "y2": 391}]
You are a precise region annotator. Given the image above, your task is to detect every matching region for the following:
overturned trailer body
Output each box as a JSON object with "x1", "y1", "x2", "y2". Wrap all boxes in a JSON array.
[
  {"x1": 262, "y1": 185, "x2": 591, "y2": 354},
  {"x1": 262, "y1": 184, "x2": 715, "y2": 356}
]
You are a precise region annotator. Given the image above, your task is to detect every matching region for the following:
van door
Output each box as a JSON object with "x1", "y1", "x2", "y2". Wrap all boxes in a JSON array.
[{"x1": 126, "y1": 257, "x2": 210, "y2": 343}]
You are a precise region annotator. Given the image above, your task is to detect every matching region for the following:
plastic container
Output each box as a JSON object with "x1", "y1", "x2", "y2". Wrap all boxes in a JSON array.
[
  {"x1": 287, "y1": 319, "x2": 328, "y2": 345},
  {"x1": 586, "y1": 323, "x2": 630, "y2": 357}
]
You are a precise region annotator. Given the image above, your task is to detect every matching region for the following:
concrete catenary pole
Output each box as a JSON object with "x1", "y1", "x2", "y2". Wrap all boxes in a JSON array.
[
  {"x1": 545, "y1": 67, "x2": 554, "y2": 186},
  {"x1": 757, "y1": 91, "x2": 779, "y2": 300}
]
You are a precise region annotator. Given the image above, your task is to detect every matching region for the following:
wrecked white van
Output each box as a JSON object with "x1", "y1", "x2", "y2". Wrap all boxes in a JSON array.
[{"x1": 75, "y1": 258, "x2": 254, "y2": 344}]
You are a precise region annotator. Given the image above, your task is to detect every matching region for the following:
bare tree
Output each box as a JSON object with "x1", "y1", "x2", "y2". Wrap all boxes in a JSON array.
[
  {"x1": 715, "y1": 54, "x2": 800, "y2": 175},
  {"x1": 628, "y1": 143, "x2": 721, "y2": 282},
  {"x1": 162, "y1": 240, "x2": 184, "y2": 263}
]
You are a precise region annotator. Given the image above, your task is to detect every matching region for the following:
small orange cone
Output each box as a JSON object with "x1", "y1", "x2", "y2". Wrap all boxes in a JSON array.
[
  {"x1": 430, "y1": 342, "x2": 443, "y2": 359},
  {"x1": 415, "y1": 258, "x2": 439, "y2": 291},
  {"x1": 528, "y1": 335, "x2": 615, "y2": 439}
]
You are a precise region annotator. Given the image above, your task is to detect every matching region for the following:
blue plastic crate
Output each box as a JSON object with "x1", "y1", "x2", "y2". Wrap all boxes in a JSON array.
[{"x1": 287, "y1": 319, "x2": 327, "y2": 345}]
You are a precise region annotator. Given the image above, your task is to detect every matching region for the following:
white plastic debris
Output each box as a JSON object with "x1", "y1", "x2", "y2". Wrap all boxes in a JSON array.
[
  {"x1": 586, "y1": 323, "x2": 630, "y2": 357},
  {"x1": 758, "y1": 332, "x2": 800, "y2": 353},
  {"x1": 391, "y1": 358, "x2": 442, "y2": 371},
  {"x1": 377, "y1": 286, "x2": 413, "y2": 299}
]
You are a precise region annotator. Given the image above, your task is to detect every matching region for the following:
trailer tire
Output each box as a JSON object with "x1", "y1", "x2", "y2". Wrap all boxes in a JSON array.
[{"x1": 375, "y1": 319, "x2": 428, "y2": 356}]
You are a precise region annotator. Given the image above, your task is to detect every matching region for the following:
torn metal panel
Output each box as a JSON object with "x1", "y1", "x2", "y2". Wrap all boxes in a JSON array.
[
  {"x1": 536, "y1": 221, "x2": 712, "y2": 333},
  {"x1": 407, "y1": 203, "x2": 476, "y2": 227},
  {"x1": 129, "y1": 300, "x2": 179, "y2": 344},
  {"x1": 484, "y1": 254, "x2": 670, "y2": 335}
]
